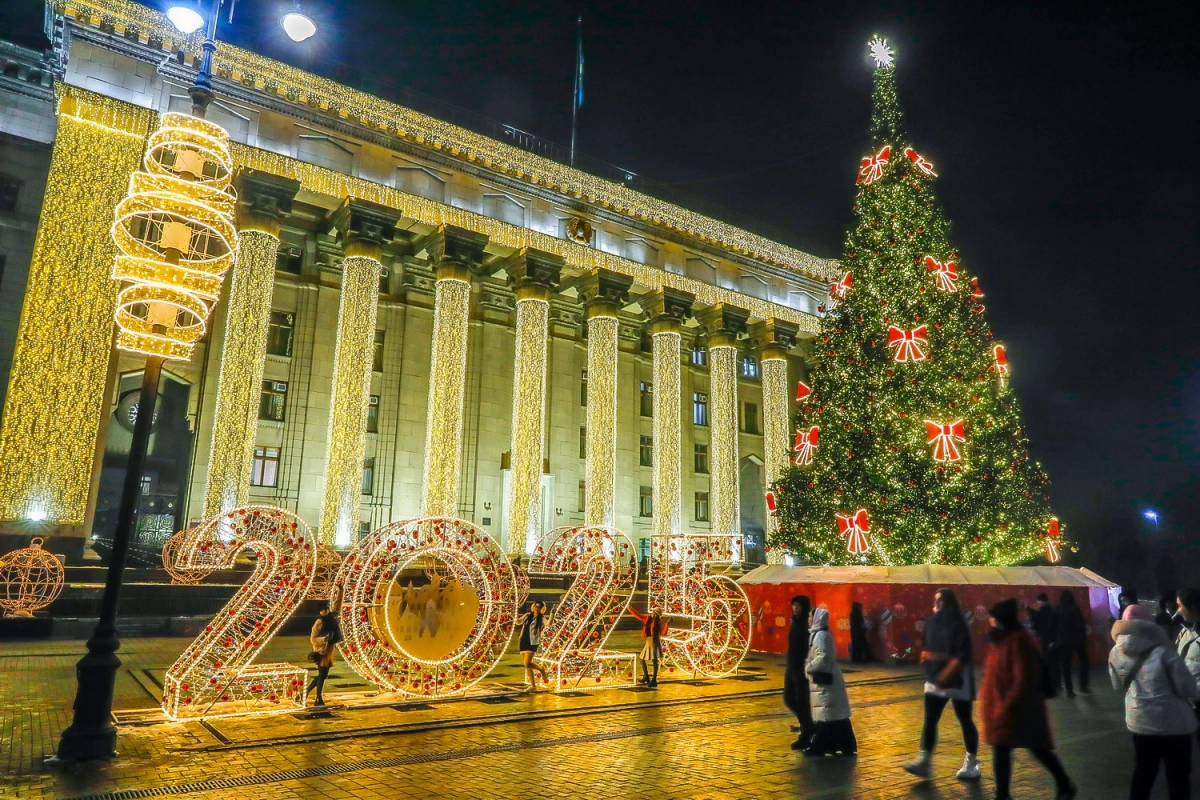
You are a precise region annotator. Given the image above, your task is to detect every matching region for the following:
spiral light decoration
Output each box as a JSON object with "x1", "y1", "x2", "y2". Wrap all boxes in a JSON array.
[{"x1": 111, "y1": 112, "x2": 237, "y2": 361}]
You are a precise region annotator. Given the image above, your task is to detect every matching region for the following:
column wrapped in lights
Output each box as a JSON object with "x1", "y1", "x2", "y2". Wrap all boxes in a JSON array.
[
  {"x1": 319, "y1": 199, "x2": 400, "y2": 546},
  {"x1": 203, "y1": 171, "x2": 300, "y2": 517},
  {"x1": 755, "y1": 320, "x2": 798, "y2": 564},
  {"x1": 504, "y1": 249, "x2": 563, "y2": 555},
  {"x1": 578, "y1": 270, "x2": 632, "y2": 528},
  {"x1": 421, "y1": 226, "x2": 489, "y2": 518},
  {"x1": 0, "y1": 86, "x2": 155, "y2": 526},
  {"x1": 699, "y1": 305, "x2": 748, "y2": 553},
  {"x1": 645, "y1": 289, "x2": 694, "y2": 541}
]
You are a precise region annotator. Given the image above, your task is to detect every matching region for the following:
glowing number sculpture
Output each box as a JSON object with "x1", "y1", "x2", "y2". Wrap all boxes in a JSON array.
[
  {"x1": 161, "y1": 528, "x2": 214, "y2": 585},
  {"x1": 334, "y1": 517, "x2": 517, "y2": 698},
  {"x1": 0, "y1": 537, "x2": 65, "y2": 617},
  {"x1": 308, "y1": 545, "x2": 343, "y2": 601},
  {"x1": 648, "y1": 534, "x2": 750, "y2": 678},
  {"x1": 527, "y1": 526, "x2": 637, "y2": 690},
  {"x1": 162, "y1": 506, "x2": 316, "y2": 720},
  {"x1": 513, "y1": 563, "x2": 531, "y2": 608}
]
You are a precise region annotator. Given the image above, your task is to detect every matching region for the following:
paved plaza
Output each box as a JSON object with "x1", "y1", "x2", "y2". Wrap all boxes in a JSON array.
[{"x1": 0, "y1": 630, "x2": 1188, "y2": 799}]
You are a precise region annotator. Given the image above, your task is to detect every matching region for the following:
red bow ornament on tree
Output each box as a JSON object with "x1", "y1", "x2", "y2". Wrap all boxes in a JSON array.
[
  {"x1": 793, "y1": 426, "x2": 819, "y2": 466},
  {"x1": 903, "y1": 147, "x2": 937, "y2": 177},
  {"x1": 836, "y1": 509, "x2": 871, "y2": 555},
  {"x1": 828, "y1": 271, "x2": 853, "y2": 308},
  {"x1": 887, "y1": 325, "x2": 929, "y2": 362},
  {"x1": 857, "y1": 146, "x2": 891, "y2": 185},
  {"x1": 925, "y1": 256, "x2": 958, "y2": 292},
  {"x1": 924, "y1": 419, "x2": 966, "y2": 462},
  {"x1": 795, "y1": 381, "x2": 812, "y2": 402},
  {"x1": 970, "y1": 278, "x2": 984, "y2": 302}
]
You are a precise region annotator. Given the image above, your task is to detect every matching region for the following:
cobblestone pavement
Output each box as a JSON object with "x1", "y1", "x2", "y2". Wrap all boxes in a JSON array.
[{"x1": 0, "y1": 631, "x2": 1188, "y2": 799}]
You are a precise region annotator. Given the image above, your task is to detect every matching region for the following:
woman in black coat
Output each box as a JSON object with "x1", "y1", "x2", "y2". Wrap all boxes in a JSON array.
[
  {"x1": 1055, "y1": 590, "x2": 1089, "y2": 697},
  {"x1": 850, "y1": 602, "x2": 870, "y2": 663},
  {"x1": 784, "y1": 595, "x2": 814, "y2": 750}
]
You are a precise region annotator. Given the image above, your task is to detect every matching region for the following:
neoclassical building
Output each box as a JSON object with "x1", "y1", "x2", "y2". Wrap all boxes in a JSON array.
[{"x1": 0, "y1": 0, "x2": 835, "y2": 564}]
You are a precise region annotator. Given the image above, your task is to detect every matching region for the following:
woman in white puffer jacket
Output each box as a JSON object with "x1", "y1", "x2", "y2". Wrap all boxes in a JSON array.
[
  {"x1": 1175, "y1": 588, "x2": 1200, "y2": 744},
  {"x1": 1109, "y1": 603, "x2": 1198, "y2": 800},
  {"x1": 803, "y1": 607, "x2": 857, "y2": 757}
]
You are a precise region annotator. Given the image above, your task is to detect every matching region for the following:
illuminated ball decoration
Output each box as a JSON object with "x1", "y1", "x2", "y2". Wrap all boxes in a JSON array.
[
  {"x1": 161, "y1": 528, "x2": 214, "y2": 585},
  {"x1": 0, "y1": 538, "x2": 65, "y2": 617},
  {"x1": 333, "y1": 517, "x2": 517, "y2": 698},
  {"x1": 111, "y1": 112, "x2": 237, "y2": 361},
  {"x1": 528, "y1": 526, "x2": 638, "y2": 690},
  {"x1": 162, "y1": 506, "x2": 317, "y2": 720}
]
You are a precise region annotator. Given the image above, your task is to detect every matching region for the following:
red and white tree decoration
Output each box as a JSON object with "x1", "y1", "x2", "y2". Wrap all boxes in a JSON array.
[
  {"x1": 925, "y1": 256, "x2": 958, "y2": 292},
  {"x1": 1045, "y1": 517, "x2": 1062, "y2": 563},
  {"x1": 793, "y1": 425, "x2": 819, "y2": 466},
  {"x1": 904, "y1": 147, "x2": 937, "y2": 177},
  {"x1": 925, "y1": 419, "x2": 966, "y2": 462},
  {"x1": 857, "y1": 146, "x2": 891, "y2": 185},
  {"x1": 795, "y1": 380, "x2": 812, "y2": 402},
  {"x1": 836, "y1": 509, "x2": 871, "y2": 555},
  {"x1": 888, "y1": 325, "x2": 929, "y2": 362},
  {"x1": 993, "y1": 344, "x2": 1009, "y2": 379},
  {"x1": 828, "y1": 271, "x2": 853, "y2": 307}
]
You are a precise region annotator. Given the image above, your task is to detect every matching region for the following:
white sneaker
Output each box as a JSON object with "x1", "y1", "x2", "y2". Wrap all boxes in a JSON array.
[
  {"x1": 956, "y1": 753, "x2": 981, "y2": 780},
  {"x1": 902, "y1": 750, "x2": 931, "y2": 779}
]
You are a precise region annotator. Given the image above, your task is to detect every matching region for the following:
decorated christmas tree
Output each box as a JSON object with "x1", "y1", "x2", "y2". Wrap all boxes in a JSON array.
[{"x1": 771, "y1": 37, "x2": 1062, "y2": 567}]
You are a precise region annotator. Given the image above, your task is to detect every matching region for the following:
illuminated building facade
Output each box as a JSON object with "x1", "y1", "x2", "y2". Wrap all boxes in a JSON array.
[{"x1": 0, "y1": 0, "x2": 835, "y2": 563}]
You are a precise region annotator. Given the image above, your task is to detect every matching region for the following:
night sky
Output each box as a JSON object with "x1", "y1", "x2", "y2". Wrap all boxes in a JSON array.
[{"x1": 2, "y1": 1, "x2": 1197, "y2": 588}]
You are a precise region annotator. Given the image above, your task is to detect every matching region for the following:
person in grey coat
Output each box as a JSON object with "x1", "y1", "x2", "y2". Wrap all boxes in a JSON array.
[
  {"x1": 1109, "y1": 603, "x2": 1198, "y2": 800},
  {"x1": 1174, "y1": 588, "x2": 1200, "y2": 745},
  {"x1": 802, "y1": 607, "x2": 857, "y2": 757}
]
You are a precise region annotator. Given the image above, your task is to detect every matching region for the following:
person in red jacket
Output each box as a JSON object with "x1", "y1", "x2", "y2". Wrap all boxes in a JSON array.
[
  {"x1": 979, "y1": 598, "x2": 1078, "y2": 800},
  {"x1": 630, "y1": 607, "x2": 668, "y2": 687}
]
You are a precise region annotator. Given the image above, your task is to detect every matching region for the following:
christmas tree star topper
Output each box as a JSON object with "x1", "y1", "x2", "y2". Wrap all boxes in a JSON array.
[{"x1": 868, "y1": 36, "x2": 894, "y2": 69}]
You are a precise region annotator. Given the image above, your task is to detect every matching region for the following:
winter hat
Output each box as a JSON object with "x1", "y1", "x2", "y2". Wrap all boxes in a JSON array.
[
  {"x1": 989, "y1": 598, "x2": 1020, "y2": 631},
  {"x1": 1122, "y1": 603, "x2": 1153, "y2": 622}
]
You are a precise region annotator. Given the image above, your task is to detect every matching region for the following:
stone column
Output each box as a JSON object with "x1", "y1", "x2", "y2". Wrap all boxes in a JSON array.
[
  {"x1": 698, "y1": 305, "x2": 749, "y2": 553},
  {"x1": 319, "y1": 198, "x2": 400, "y2": 546},
  {"x1": 754, "y1": 319, "x2": 798, "y2": 564},
  {"x1": 644, "y1": 288, "x2": 694, "y2": 541},
  {"x1": 505, "y1": 249, "x2": 563, "y2": 555},
  {"x1": 420, "y1": 226, "x2": 489, "y2": 518},
  {"x1": 203, "y1": 170, "x2": 300, "y2": 518},
  {"x1": 577, "y1": 270, "x2": 632, "y2": 528}
]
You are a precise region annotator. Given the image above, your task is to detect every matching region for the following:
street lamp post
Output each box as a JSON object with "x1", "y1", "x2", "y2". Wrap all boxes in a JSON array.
[{"x1": 56, "y1": 0, "x2": 315, "y2": 760}]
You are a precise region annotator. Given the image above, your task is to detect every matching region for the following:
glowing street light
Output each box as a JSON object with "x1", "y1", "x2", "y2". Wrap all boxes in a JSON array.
[
  {"x1": 165, "y1": 4, "x2": 204, "y2": 34},
  {"x1": 280, "y1": 4, "x2": 318, "y2": 42},
  {"x1": 1143, "y1": 509, "x2": 1160, "y2": 528}
]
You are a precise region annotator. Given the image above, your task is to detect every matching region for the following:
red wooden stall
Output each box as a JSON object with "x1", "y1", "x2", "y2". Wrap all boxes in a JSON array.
[{"x1": 738, "y1": 565, "x2": 1120, "y2": 666}]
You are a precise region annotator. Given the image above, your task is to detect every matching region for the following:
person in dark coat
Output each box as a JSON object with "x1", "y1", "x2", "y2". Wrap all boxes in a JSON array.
[
  {"x1": 1031, "y1": 593, "x2": 1059, "y2": 696},
  {"x1": 849, "y1": 602, "x2": 870, "y2": 663},
  {"x1": 306, "y1": 606, "x2": 341, "y2": 707},
  {"x1": 783, "y1": 595, "x2": 815, "y2": 750},
  {"x1": 980, "y1": 599, "x2": 1077, "y2": 800},
  {"x1": 1055, "y1": 590, "x2": 1090, "y2": 697}
]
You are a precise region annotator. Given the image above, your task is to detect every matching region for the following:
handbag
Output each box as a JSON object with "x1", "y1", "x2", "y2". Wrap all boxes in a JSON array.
[
  {"x1": 811, "y1": 671, "x2": 834, "y2": 686},
  {"x1": 307, "y1": 650, "x2": 324, "y2": 664}
]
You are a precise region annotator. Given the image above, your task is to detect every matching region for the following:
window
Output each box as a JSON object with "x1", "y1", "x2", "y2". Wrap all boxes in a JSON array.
[
  {"x1": 579, "y1": 426, "x2": 587, "y2": 459},
  {"x1": 482, "y1": 194, "x2": 525, "y2": 226},
  {"x1": 743, "y1": 402, "x2": 760, "y2": 435},
  {"x1": 275, "y1": 244, "x2": 302, "y2": 274},
  {"x1": 693, "y1": 392, "x2": 709, "y2": 426},
  {"x1": 742, "y1": 356, "x2": 759, "y2": 378},
  {"x1": 695, "y1": 492, "x2": 710, "y2": 522},
  {"x1": 639, "y1": 486, "x2": 653, "y2": 517},
  {"x1": 259, "y1": 381, "x2": 288, "y2": 421},
  {"x1": 373, "y1": 330, "x2": 385, "y2": 372},
  {"x1": 379, "y1": 267, "x2": 390, "y2": 295},
  {"x1": 359, "y1": 521, "x2": 371, "y2": 541},
  {"x1": 395, "y1": 166, "x2": 446, "y2": 202},
  {"x1": 691, "y1": 343, "x2": 708, "y2": 367},
  {"x1": 250, "y1": 446, "x2": 280, "y2": 487},
  {"x1": 639, "y1": 435, "x2": 653, "y2": 467},
  {"x1": 577, "y1": 480, "x2": 586, "y2": 512},
  {"x1": 694, "y1": 443, "x2": 709, "y2": 474},
  {"x1": 639, "y1": 381, "x2": 653, "y2": 417},
  {"x1": 361, "y1": 457, "x2": 375, "y2": 495},
  {"x1": 0, "y1": 176, "x2": 21, "y2": 213},
  {"x1": 267, "y1": 311, "x2": 294, "y2": 357},
  {"x1": 366, "y1": 395, "x2": 380, "y2": 433},
  {"x1": 580, "y1": 369, "x2": 588, "y2": 406}
]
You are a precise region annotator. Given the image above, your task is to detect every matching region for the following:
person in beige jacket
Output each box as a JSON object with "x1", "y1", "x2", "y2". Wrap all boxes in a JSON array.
[{"x1": 306, "y1": 606, "x2": 341, "y2": 707}]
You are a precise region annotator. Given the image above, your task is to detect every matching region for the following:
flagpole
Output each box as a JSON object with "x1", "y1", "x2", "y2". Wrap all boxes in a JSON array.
[{"x1": 570, "y1": 15, "x2": 582, "y2": 166}]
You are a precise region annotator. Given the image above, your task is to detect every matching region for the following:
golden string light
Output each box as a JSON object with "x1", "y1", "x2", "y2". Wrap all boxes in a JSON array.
[
  {"x1": 0, "y1": 538, "x2": 65, "y2": 617},
  {"x1": 203, "y1": 229, "x2": 279, "y2": 517},
  {"x1": 110, "y1": 111, "x2": 237, "y2": 360},
  {"x1": 584, "y1": 314, "x2": 619, "y2": 528},
  {"x1": 161, "y1": 528, "x2": 214, "y2": 585},
  {"x1": 760, "y1": 354, "x2": 789, "y2": 564},
  {"x1": 707, "y1": 345, "x2": 741, "y2": 555},
  {"x1": 421, "y1": 274, "x2": 472, "y2": 518},
  {"x1": 528, "y1": 526, "x2": 638, "y2": 690},
  {"x1": 507, "y1": 295, "x2": 550, "y2": 555},
  {"x1": 308, "y1": 545, "x2": 344, "y2": 601},
  {"x1": 162, "y1": 506, "x2": 317, "y2": 720},
  {"x1": 320, "y1": 255, "x2": 382, "y2": 546},
  {"x1": 652, "y1": 330, "x2": 683, "y2": 539},
  {"x1": 0, "y1": 85, "x2": 156, "y2": 525},
  {"x1": 55, "y1": 0, "x2": 835, "y2": 282},
  {"x1": 333, "y1": 517, "x2": 518, "y2": 698}
]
